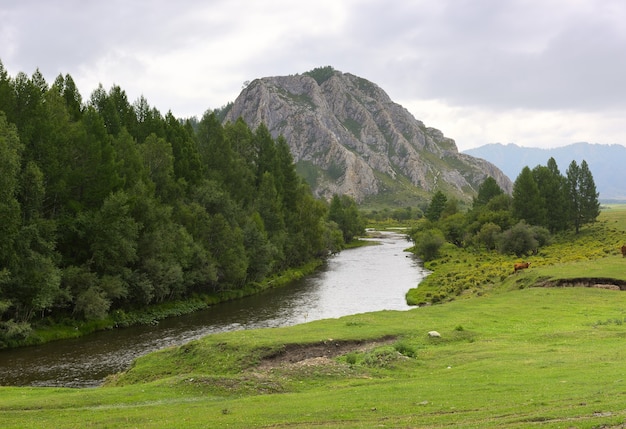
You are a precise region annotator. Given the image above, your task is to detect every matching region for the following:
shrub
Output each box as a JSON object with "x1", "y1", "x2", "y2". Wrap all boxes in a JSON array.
[
  {"x1": 362, "y1": 347, "x2": 401, "y2": 368},
  {"x1": 411, "y1": 229, "x2": 445, "y2": 261},
  {"x1": 498, "y1": 221, "x2": 539, "y2": 256},
  {"x1": 476, "y1": 222, "x2": 501, "y2": 250},
  {"x1": 345, "y1": 352, "x2": 358, "y2": 365},
  {"x1": 394, "y1": 340, "x2": 417, "y2": 358}
]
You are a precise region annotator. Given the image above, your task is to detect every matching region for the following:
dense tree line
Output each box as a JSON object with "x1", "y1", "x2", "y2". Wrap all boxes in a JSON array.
[
  {"x1": 411, "y1": 158, "x2": 599, "y2": 260},
  {"x1": 0, "y1": 62, "x2": 355, "y2": 342}
]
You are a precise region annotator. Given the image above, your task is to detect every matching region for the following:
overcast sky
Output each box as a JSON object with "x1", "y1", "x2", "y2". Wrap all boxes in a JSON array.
[{"x1": 2, "y1": 0, "x2": 625, "y2": 151}]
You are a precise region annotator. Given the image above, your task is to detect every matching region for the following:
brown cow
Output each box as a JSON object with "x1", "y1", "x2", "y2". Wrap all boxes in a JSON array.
[
  {"x1": 514, "y1": 262, "x2": 530, "y2": 273},
  {"x1": 622, "y1": 245, "x2": 626, "y2": 258}
]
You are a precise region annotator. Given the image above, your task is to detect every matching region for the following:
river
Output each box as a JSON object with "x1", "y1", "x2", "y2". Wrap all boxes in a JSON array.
[{"x1": 0, "y1": 231, "x2": 428, "y2": 388}]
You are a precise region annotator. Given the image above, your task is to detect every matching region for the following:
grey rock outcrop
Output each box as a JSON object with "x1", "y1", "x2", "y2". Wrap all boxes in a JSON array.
[{"x1": 224, "y1": 68, "x2": 511, "y2": 203}]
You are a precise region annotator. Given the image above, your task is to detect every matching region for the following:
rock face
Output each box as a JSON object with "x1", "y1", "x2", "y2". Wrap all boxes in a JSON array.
[{"x1": 224, "y1": 67, "x2": 511, "y2": 204}]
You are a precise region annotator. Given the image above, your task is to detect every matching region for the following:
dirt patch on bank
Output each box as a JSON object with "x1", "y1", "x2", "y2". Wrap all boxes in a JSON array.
[
  {"x1": 257, "y1": 336, "x2": 397, "y2": 370},
  {"x1": 539, "y1": 278, "x2": 626, "y2": 290}
]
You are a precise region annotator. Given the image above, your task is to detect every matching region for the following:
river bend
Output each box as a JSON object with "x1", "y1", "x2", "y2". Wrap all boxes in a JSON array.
[{"x1": 0, "y1": 231, "x2": 427, "y2": 387}]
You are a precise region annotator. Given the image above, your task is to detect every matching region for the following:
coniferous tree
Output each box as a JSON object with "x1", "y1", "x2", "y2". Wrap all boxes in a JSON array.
[
  {"x1": 0, "y1": 64, "x2": 339, "y2": 334},
  {"x1": 532, "y1": 158, "x2": 568, "y2": 232},
  {"x1": 512, "y1": 166, "x2": 545, "y2": 226},
  {"x1": 0, "y1": 60, "x2": 15, "y2": 119},
  {"x1": 0, "y1": 114, "x2": 22, "y2": 270},
  {"x1": 328, "y1": 194, "x2": 365, "y2": 243},
  {"x1": 164, "y1": 112, "x2": 203, "y2": 188},
  {"x1": 473, "y1": 176, "x2": 504, "y2": 208},
  {"x1": 425, "y1": 191, "x2": 447, "y2": 222},
  {"x1": 567, "y1": 160, "x2": 600, "y2": 233},
  {"x1": 579, "y1": 160, "x2": 600, "y2": 223},
  {"x1": 545, "y1": 158, "x2": 569, "y2": 232}
]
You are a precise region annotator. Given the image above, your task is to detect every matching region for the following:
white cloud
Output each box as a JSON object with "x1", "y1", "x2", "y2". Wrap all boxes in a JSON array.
[
  {"x1": 401, "y1": 99, "x2": 626, "y2": 151},
  {"x1": 1, "y1": 0, "x2": 625, "y2": 148}
]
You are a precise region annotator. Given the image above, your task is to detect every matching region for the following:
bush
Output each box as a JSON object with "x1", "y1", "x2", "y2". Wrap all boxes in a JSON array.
[
  {"x1": 394, "y1": 340, "x2": 417, "y2": 358},
  {"x1": 0, "y1": 320, "x2": 33, "y2": 347},
  {"x1": 411, "y1": 229, "x2": 445, "y2": 261},
  {"x1": 476, "y1": 222, "x2": 501, "y2": 250},
  {"x1": 362, "y1": 347, "x2": 402, "y2": 368},
  {"x1": 531, "y1": 225, "x2": 552, "y2": 248},
  {"x1": 498, "y1": 221, "x2": 539, "y2": 256}
]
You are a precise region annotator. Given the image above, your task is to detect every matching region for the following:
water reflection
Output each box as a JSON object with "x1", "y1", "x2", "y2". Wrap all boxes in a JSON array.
[{"x1": 0, "y1": 231, "x2": 427, "y2": 387}]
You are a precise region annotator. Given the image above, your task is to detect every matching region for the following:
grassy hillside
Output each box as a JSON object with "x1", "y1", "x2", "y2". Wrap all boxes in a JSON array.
[{"x1": 1, "y1": 207, "x2": 626, "y2": 428}]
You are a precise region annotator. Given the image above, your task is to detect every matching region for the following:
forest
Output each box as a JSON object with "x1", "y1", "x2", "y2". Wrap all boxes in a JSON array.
[
  {"x1": 0, "y1": 62, "x2": 365, "y2": 346},
  {"x1": 411, "y1": 157, "x2": 601, "y2": 262}
]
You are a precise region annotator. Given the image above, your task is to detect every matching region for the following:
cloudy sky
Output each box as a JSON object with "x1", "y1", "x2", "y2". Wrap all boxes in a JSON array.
[{"x1": 2, "y1": 0, "x2": 625, "y2": 151}]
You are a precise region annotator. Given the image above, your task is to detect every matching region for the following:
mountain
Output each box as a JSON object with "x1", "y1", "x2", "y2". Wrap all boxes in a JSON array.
[
  {"x1": 223, "y1": 67, "x2": 511, "y2": 206},
  {"x1": 463, "y1": 143, "x2": 626, "y2": 202}
]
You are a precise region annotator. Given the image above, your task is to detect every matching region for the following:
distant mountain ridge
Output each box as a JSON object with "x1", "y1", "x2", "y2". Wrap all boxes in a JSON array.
[
  {"x1": 463, "y1": 142, "x2": 626, "y2": 201},
  {"x1": 223, "y1": 67, "x2": 511, "y2": 206}
]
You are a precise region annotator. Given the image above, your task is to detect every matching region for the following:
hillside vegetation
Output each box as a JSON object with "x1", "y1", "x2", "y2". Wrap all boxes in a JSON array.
[
  {"x1": 0, "y1": 62, "x2": 369, "y2": 347},
  {"x1": 2, "y1": 206, "x2": 626, "y2": 428}
]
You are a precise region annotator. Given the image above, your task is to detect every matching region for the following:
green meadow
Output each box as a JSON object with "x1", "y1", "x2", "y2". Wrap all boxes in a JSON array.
[{"x1": 2, "y1": 206, "x2": 626, "y2": 428}]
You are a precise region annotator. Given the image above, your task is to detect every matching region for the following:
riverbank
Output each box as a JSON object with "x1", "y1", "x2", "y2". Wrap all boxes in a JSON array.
[
  {"x1": 5, "y1": 286, "x2": 626, "y2": 428},
  {"x1": 19, "y1": 235, "x2": 386, "y2": 349},
  {"x1": 406, "y1": 206, "x2": 626, "y2": 305},
  {"x1": 8, "y1": 258, "x2": 325, "y2": 349},
  {"x1": 3, "y1": 211, "x2": 626, "y2": 427},
  {"x1": 1, "y1": 231, "x2": 424, "y2": 388}
]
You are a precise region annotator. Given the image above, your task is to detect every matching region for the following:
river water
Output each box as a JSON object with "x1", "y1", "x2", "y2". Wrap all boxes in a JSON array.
[{"x1": 0, "y1": 231, "x2": 427, "y2": 388}]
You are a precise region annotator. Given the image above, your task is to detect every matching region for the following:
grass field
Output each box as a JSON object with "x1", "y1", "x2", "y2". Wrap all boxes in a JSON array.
[{"x1": 1, "y1": 206, "x2": 626, "y2": 428}]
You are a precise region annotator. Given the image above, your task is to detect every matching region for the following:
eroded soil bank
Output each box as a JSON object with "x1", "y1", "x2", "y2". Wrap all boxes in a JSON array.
[
  {"x1": 540, "y1": 278, "x2": 626, "y2": 290},
  {"x1": 257, "y1": 337, "x2": 397, "y2": 370}
]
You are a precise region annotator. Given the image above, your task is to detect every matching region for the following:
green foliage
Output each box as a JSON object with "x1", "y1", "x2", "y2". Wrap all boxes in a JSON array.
[
  {"x1": 425, "y1": 191, "x2": 447, "y2": 222},
  {"x1": 475, "y1": 222, "x2": 501, "y2": 250},
  {"x1": 327, "y1": 194, "x2": 366, "y2": 243},
  {"x1": 567, "y1": 159, "x2": 600, "y2": 233},
  {"x1": 0, "y1": 319, "x2": 32, "y2": 347},
  {"x1": 533, "y1": 159, "x2": 568, "y2": 232},
  {"x1": 409, "y1": 159, "x2": 602, "y2": 286},
  {"x1": 407, "y1": 207, "x2": 624, "y2": 306},
  {"x1": 362, "y1": 346, "x2": 403, "y2": 368},
  {"x1": 0, "y1": 63, "x2": 338, "y2": 338},
  {"x1": 472, "y1": 176, "x2": 503, "y2": 208},
  {"x1": 304, "y1": 66, "x2": 336, "y2": 85},
  {"x1": 409, "y1": 228, "x2": 445, "y2": 261},
  {"x1": 497, "y1": 221, "x2": 539, "y2": 256},
  {"x1": 512, "y1": 166, "x2": 545, "y2": 226}
]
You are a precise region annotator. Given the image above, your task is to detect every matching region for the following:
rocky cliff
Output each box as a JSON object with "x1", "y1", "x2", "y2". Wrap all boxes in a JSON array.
[{"x1": 224, "y1": 67, "x2": 511, "y2": 205}]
